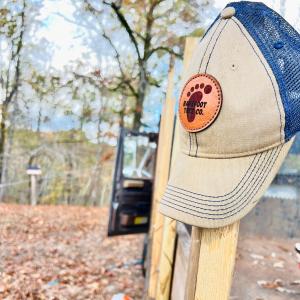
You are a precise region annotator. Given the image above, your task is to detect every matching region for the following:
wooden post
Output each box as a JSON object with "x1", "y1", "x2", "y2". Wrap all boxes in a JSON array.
[
  {"x1": 100, "y1": 182, "x2": 107, "y2": 206},
  {"x1": 26, "y1": 167, "x2": 42, "y2": 206},
  {"x1": 184, "y1": 227, "x2": 202, "y2": 300},
  {"x1": 156, "y1": 217, "x2": 177, "y2": 300},
  {"x1": 174, "y1": 35, "x2": 239, "y2": 300},
  {"x1": 147, "y1": 55, "x2": 176, "y2": 299},
  {"x1": 194, "y1": 222, "x2": 239, "y2": 300},
  {"x1": 30, "y1": 175, "x2": 37, "y2": 206},
  {"x1": 156, "y1": 38, "x2": 199, "y2": 300}
]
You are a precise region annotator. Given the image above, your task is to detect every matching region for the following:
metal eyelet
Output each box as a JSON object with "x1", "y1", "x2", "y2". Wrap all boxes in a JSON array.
[
  {"x1": 231, "y1": 63, "x2": 237, "y2": 71},
  {"x1": 274, "y1": 41, "x2": 284, "y2": 49}
]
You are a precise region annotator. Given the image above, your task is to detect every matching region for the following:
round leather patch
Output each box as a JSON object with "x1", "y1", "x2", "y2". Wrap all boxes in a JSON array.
[{"x1": 179, "y1": 73, "x2": 222, "y2": 132}]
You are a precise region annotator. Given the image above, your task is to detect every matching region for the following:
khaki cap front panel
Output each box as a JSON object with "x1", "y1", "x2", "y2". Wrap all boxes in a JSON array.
[{"x1": 180, "y1": 17, "x2": 285, "y2": 158}]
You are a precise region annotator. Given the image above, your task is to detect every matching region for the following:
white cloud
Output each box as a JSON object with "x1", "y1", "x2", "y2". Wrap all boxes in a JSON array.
[{"x1": 36, "y1": 0, "x2": 98, "y2": 70}]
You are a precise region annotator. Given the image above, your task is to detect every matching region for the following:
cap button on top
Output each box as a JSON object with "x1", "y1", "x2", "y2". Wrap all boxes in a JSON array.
[{"x1": 221, "y1": 7, "x2": 236, "y2": 19}]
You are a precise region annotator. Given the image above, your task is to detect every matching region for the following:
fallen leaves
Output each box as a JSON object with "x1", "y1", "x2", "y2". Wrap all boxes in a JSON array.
[
  {"x1": 257, "y1": 278, "x2": 284, "y2": 289},
  {"x1": 273, "y1": 261, "x2": 285, "y2": 268},
  {"x1": 257, "y1": 279, "x2": 300, "y2": 295},
  {"x1": 0, "y1": 204, "x2": 145, "y2": 300},
  {"x1": 231, "y1": 236, "x2": 300, "y2": 300}
]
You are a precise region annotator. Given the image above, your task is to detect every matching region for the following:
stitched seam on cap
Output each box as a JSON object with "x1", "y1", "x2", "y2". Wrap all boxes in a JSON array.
[
  {"x1": 165, "y1": 146, "x2": 274, "y2": 205},
  {"x1": 205, "y1": 19, "x2": 230, "y2": 73},
  {"x1": 161, "y1": 146, "x2": 279, "y2": 216},
  {"x1": 194, "y1": 19, "x2": 228, "y2": 157},
  {"x1": 167, "y1": 152, "x2": 260, "y2": 199},
  {"x1": 198, "y1": 19, "x2": 223, "y2": 74},
  {"x1": 194, "y1": 133, "x2": 199, "y2": 157},
  {"x1": 167, "y1": 146, "x2": 271, "y2": 200},
  {"x1": 184, "y1": 139, "x2": 284, "y2": 159},
  {"x1": 188, "y1": 133, "x2": 192, "y2": 156},
  {"x1": 192, "y1": 19, "x2": 223, "y2": 157},
  {"x1": 160, "y1": 145, "x2": 282, "y2": 219}
]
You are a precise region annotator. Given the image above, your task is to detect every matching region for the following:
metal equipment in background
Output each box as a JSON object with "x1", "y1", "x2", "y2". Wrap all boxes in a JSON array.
[{"x1": 108, "y1": 128, "x2": 158, "y2": 236}]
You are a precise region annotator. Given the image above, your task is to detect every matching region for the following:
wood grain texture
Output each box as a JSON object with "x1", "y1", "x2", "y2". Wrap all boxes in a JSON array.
[
  {"x1": 157, "y1": 217, "x2": 177, "y2": 300},
  {"x1": 184, "y1": 227, "x2": 202, "y2": 300},
  {"x1": 170, "y1": 37, "x2": 199, "y2": 169},
  {"x1": 171, "y1": 223, "x2": 191, "y2": 300},
  {"x1": 147, "y1": 55, "x2": 176, "y2": 299},
  {"x1": 156, "y1": 37, "x2": 199, "y2": 300},
  {"x1": 194, "y1": 222, "x2": 240, "y2": 300}
]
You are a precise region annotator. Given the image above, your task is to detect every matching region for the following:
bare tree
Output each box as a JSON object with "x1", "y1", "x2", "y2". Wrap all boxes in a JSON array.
[
  {"x1": 100, "y1": 0, "x2": 182, "y2": 129},
  {"x1": 0, "y1": 0, "x2": 26, "y2": 200},
  {"x1": 63, "y1": 0, "x2": 212, "y2": 130}
]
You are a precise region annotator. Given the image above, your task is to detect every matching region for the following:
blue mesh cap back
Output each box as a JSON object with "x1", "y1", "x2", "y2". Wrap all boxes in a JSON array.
[{"x1": 227, "y1": 1, "x2": 300, "y2": 142}]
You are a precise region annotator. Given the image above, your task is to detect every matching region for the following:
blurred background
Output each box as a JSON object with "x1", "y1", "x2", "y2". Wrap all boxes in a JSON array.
[
  {"x1": 0, "y1": 0, "x2": 215, "y2": 205},
  {"x1": 1, "y1": 0, "x2": 300, "y2": 299},
  {"x1": 1, "y1": 0, "x2": 299, "y2": 206}
]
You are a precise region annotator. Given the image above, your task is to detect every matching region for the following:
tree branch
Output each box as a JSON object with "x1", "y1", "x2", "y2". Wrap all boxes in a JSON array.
[
  {"x1": 146, "y1": 46, "x2": 182, "y2": 60},
  {"x1": 102, "y1": 31, "x2": 138, "y2": 98},
  {"x1": 103, "y1": 1, "x2": 142, "y2": 63}
]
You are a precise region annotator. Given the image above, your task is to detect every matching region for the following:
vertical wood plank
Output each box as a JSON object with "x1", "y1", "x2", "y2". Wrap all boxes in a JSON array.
[
  {"x1": 156, "y1": 37, "x2": 199, "y2": 300},
  {"x1": 171, "y1": 223, "x2": 191, "y2": 300},
  {"x1": 184, "y1": 227, "x2": 202, "y2": 300},
  {"x1": 195, "y1": 222, "x2": 240, "y2": 300},
  {"x1": 156, "y1": 217, "x2": 177, "y2": 300},
  {"x1": 169, "y1": 37, "x2": 199, "y2": 169},
  {"x1": 147, "y1": 55, "x2": 176, "y2": 299}
]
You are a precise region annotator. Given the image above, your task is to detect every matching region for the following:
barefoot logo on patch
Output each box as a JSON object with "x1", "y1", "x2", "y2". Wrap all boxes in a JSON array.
[{"x1": 179, "y1": 74, "x2": 222, "y2": 132}]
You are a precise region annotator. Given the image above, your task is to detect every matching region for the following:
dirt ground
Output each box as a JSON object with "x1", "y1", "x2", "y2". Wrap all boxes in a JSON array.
[
  {"x1": 231, "y1": 236, "x2": 300, "y2": 300},
  {"x1": 1, "y1": 204, "x2": 299, "y2": 300},
  {"x1": 0, "y1": 204, "x2": 144, "y2": 300}
]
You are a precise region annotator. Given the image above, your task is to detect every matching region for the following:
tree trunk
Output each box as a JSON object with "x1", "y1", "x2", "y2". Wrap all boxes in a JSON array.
[
  {"x1": 133, "y1": 62, "x2": 147, "y2": 130},
  {"x1": 0, "y1": 105, "x2": 8, "y2": 201},
  {"x1": 120, "y1": 98, "x2": 125, "y2": 128},
  {"x1": 65, "y1": 149, "x2": 74, "y2": 205},
  {"x1": 0, "y1": 102, "x2": 17, "y2": 202},
  {"x1": 0, "y1": 106, "x2": 7, "y2": 180},
  {"x1": 36, "y1": 98, "x2": 43, "y2": 135},
  {"x1": 0, "y1": 0, "x2": 26, "y2": 198},
  {"x1": 86, "y1": 144, "x2": 104, "y2": 206}
]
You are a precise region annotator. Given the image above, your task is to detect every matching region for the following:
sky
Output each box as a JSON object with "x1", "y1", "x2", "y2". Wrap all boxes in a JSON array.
[
  {"x1": 38, "y1": 0, "x2": 300, "y2": 70},
  {"x1": 37, "y1": 0, "x2": 99, "y2": 70}
]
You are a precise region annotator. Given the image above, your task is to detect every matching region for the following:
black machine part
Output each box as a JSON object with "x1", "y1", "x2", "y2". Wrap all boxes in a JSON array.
[{"x1": 107, "y1": 128, "x2": 158, "y2": 236}]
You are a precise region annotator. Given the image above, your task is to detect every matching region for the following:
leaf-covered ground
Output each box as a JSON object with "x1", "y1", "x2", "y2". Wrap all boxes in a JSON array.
[
  {"x1": 0, "y1": 204, "x2": 145, "y2": 300},
  {"x1": 2, "y1": 204, "x2": 299, "y2": 300},
  {"x1": 231, "y1": 235, "x2": 300, "y2": 300}
]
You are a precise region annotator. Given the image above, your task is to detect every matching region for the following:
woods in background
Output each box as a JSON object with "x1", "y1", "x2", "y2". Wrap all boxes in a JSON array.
[{"x1": 0, "y1": 0, "x2": 213, "y2": 205}]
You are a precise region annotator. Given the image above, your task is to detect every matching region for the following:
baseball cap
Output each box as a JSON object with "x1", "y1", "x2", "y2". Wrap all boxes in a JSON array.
[{"x1": 159, "y1": 1, "x2": 300, "y2": 228}]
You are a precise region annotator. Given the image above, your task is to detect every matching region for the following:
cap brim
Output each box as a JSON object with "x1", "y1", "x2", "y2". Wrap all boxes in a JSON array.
[{"x1": 159, "y1": 138, "x2": 294, "y2": 228}]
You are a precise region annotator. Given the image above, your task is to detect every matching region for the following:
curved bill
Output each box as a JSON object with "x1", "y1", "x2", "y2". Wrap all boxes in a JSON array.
[{"x1": 159, "y1": 138, "x2": 294, "y2": 228}]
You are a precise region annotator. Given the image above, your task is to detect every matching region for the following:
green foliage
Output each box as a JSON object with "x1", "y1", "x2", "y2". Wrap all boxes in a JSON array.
[{"x1": 40, "y1": 177, "x2": 65, "y2": 205}]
